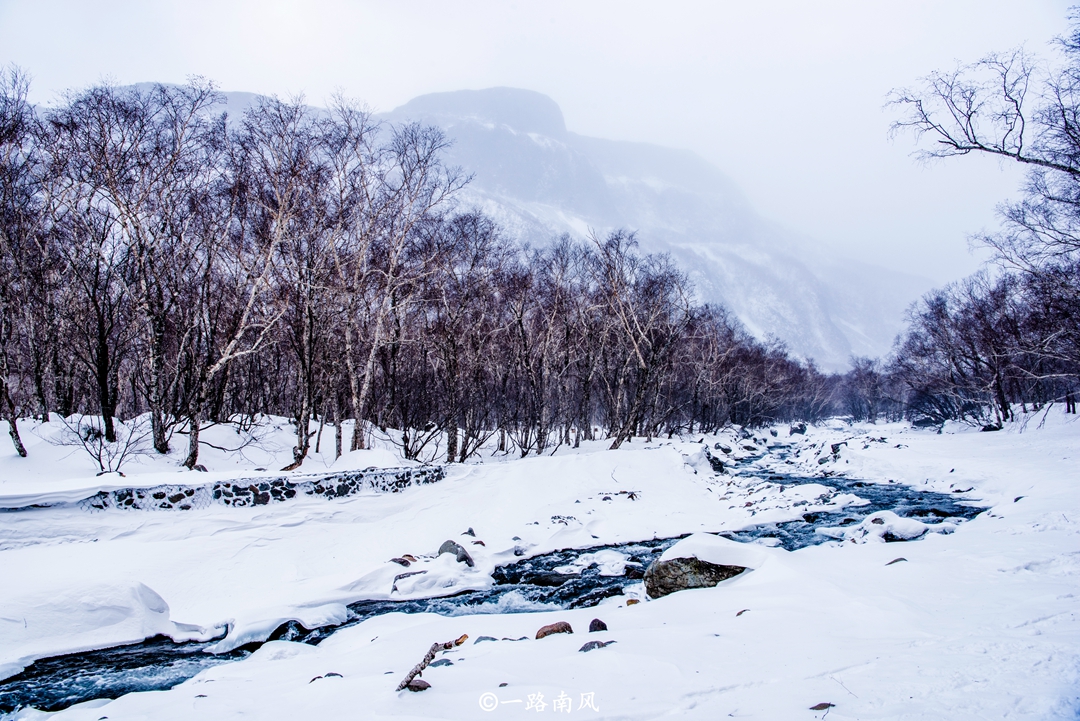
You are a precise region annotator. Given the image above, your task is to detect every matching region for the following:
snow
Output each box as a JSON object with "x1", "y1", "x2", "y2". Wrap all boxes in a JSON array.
[
  {"x1": 657, "y1": 532, "x2": 769, "y2": 569},
  {"x1": 2, "y1": 411, "x2": 1079, "y2": 719}
]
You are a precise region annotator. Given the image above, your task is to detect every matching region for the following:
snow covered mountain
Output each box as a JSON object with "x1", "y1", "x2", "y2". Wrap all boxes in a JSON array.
[{"x1": 383, "y1": 88, "x2": 932, "y2": 370}]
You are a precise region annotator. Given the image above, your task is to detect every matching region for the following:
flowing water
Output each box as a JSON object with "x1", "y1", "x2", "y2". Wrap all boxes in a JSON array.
[{"x1": 0, "y1": 467, "x2": 983, "y2": 715}]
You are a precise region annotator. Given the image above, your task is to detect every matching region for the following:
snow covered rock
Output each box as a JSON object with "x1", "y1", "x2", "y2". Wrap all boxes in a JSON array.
[
  {"x1": 644, "y1": 557, "x2": 746, "y2": 598},
  {"x1": 644, "y1": 533, "x2": 766, "y2": 598},
  {"x1": 817, "y1": 510, "x2": 950, "y2": 544},
  {"x1": 438, "y1": 539, "x2": 475, "y2": 567}
]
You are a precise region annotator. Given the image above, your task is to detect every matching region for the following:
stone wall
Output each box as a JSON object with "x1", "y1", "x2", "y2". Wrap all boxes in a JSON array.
[{"x1": 75, "y1": 466, "x2": 445, "y2": 512}]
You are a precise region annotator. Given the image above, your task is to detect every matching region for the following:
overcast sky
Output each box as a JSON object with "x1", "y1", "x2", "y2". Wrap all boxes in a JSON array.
[{"x1": 0, "y1": 0, "x2": 1071, "y2": 282}]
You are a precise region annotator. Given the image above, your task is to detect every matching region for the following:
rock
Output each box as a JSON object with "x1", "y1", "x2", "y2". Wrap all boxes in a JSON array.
[
  {"x1": 193, "y1": 464, "x2": 208, "y2": 472},
  {"x1": 474, "y1": 636, "x2": 498, "y2": 644},
  {"x1": 588, "y1": 618, "x2": 608, "y2": 632},
  {"x1": 462, "y1": 527, "x2": 475, "y2": 536},
  {"x1": 429, "y1": 659, "x2": 453, "y2": 667},
  {"x1": 830, "y1": 442, "x2": 846, "y2": 454},
  {"x1": 644, "y1": 557, "x2": 746, "y2": 599},
  {"x1": 809, "y1": 702, "x2": 834, "y2": 710},
  {"x1": 525, "y1": 572, "x2": 571, "y2": 587},
  {"x1": 499, "y1": 682, "x2": 508, "y2": 687},
  {"x1": 626, "y1": 599, "x2": 640, "y2": 606},
  {"x1": 406, "y1": 679, "x2": 431, "y2": 692},
  {"x1": 770, "y1": 429, "x2": 778, "y2": 437},
  {"x1": 535, "y1": 621, "x2": 573, "y2": 639},
  {"x1": 438, "y1": 540, "x2": 475, "y2": 567},
  {"x1": 703, "y1": 449, "x2": 724, "y2": 473},
  {"x1": 742, "y1": 444, "x2": 758, "y2": 452},
  {"x1": 578, "y1": 640, "x2": 616, "y2": 652},
  {"x1": 390, "y1": 557, "x2": 411, "y2": 567},
  {"x1": 401, "y1": 554, "x2": 417, "y2": 562},
  {"x1": 789, "y1": 422, "x2": 807, "y2": 435},
  {"x1": 715, "y1": 443, "x2": 732, "y2": 453},
  {"x1": 472, "y1": 540, "x2": 486, "y2": 546},
  {"x1": 886, "y1": 557, "x2": 908, "y2": 565}
]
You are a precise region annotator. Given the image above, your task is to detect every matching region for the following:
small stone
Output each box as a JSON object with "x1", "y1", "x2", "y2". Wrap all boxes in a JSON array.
[
  {"x1": 588, "y1": 618, "x2": 608, "y2": 632},
  {"x1": 535, "y1": 621, "x2": 573, "y2": 639},
  {"x1": 626, "y1": 599, "x2": 640, "y2": 606},
  {"x1": 871, "y1": 517, "x2": 885, "y2": 525},
  {"x1": 429, "y1": 659, "x2": 453, "y2": 667},
  {"x1": 474, "y1": 635, "x2": 498, "y2": 644},
  {"x1": 390, "y1": 557, "x2": 411, "y2": 567},
  {"x1": 578, "y1": 640, "x2": 616, "y2": 652},
  {"x1": 406, "y1": 679, "x2": 431, "y2": 692},
  {"x1": 499, "y1": 682, "x2": 508, "y2": 687},
  {"x1": 462, "y1": 527, "x2": 475, "y2": 536},
  {"x1": 472, "y1": 540, "x2": 486, "y2": 546},
  {"x1": 809, "y1": 702, "x2": 834, "y2": 710},
  {"x1": 736, "y1": 608, "x2": 749, "y2": 616}
]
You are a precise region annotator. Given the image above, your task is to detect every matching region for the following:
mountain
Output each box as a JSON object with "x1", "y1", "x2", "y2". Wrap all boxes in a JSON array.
[{"x1": 383, "y1": 88, "x2": 931, "y2": 370}]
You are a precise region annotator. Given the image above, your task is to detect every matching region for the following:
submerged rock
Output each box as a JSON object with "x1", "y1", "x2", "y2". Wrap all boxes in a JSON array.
[
  {"x1": 644, "y1": 557, "x2": 746, "y2": 599},
  {"x1": 536, "y1": 621, "x2": 573, "y2": 639}
]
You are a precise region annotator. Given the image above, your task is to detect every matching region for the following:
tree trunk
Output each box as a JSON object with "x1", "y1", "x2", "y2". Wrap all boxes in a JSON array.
[
  {"x1": 95, "y1": 315, "x2": 116, "y2": 443},
  {"x1": 184, "y1": 406, "x2": 202, "y2": 469},
  {"x1": 446, "y1": 423, "x2": 458, "y2": 464}
]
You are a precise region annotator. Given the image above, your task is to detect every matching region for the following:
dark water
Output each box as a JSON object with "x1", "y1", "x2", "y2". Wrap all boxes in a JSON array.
[{"x1": 0, "y1": 471, "x2": 983, "y2": 715}]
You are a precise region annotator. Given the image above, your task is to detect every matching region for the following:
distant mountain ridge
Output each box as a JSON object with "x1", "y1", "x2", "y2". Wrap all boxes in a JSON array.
[{"x1": 208, "y1": 86, "x2": 927, "y2": 369}]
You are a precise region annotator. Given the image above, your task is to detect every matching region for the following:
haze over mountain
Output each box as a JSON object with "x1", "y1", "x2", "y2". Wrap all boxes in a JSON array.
[
  {"x1": 380, "y1": 88, "x2": 932, "y2": 370},
  {"x1": 213, "y1": 87, "x2": 931, "y2": 370}
]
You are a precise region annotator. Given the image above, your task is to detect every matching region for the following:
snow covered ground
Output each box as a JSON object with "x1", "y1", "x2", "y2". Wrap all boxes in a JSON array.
[{"x1": 1, "y1": 411, "x2": 1078, "y2": 719}]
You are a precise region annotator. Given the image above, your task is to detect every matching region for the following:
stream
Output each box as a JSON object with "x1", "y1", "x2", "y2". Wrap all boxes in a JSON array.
[{"x1": 0, "y1": 467, "x2": 984, "y2": 715}]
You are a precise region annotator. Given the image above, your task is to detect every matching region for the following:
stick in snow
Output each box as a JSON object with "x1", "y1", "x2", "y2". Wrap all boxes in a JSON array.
[{"x1": 396, "y1": 634, "x2": 468, "y2": 691}]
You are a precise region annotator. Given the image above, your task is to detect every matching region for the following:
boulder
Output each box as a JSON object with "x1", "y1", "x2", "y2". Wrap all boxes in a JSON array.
[
  {"x1": 438, "y1": 539, "x2": 475, "y2": 567},
  {"x1": 406, "y1": 679, "x2": 431, "y2": 692},
  {"x1": 588, "y1": 618, "x2": 608, "y2": 632},
  {"x1": 642, "y1": 533, "x2": 762, "y2": 599},
  {"x1": 644, "y1": 557, "x2": 746, "y2": 598},
  {"x1": 789, "y1": 422, "x2": 807, "y2": 435},
  {"x1": 536, "y1": 621, "x2": 573, "y2": 639}
]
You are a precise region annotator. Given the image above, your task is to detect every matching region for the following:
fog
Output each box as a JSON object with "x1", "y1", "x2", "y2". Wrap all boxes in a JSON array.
[{"x1": 0, "y1": 0, "x2": 1070, "y2": 282}]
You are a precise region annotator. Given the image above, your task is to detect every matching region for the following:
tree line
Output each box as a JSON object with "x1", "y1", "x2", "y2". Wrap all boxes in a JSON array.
[
  {"x1": 0, "y1": 71, "x2": 837, "y2": 467},
  {"x1": 837, "y1": 21, "x2": 1080, "y2": 428}
]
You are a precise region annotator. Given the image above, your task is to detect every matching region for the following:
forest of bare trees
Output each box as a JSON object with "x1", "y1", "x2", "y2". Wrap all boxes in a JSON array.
[
  {"x1": 0, "y1": 71, "x2": 838, "y2": 468},
  {"x1": 837, "y1": 24, "x2": 1080, "y2": 429}
]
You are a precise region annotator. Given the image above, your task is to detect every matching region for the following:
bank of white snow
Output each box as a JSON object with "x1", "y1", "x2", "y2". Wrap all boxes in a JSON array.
[{"x1": 2, "y1": 411, "x2": 1078, "y2": 719}]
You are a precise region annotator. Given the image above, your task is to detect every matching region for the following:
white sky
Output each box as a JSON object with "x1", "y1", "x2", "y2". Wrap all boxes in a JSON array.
[{"x1": 0, "y1": 0, "x2": 1070, "y2": 282}]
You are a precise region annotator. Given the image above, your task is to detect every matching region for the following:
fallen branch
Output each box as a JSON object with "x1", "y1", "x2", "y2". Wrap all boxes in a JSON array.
[{"x1": 396, "y1": 634, "x2": 468, "y2": 691}]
